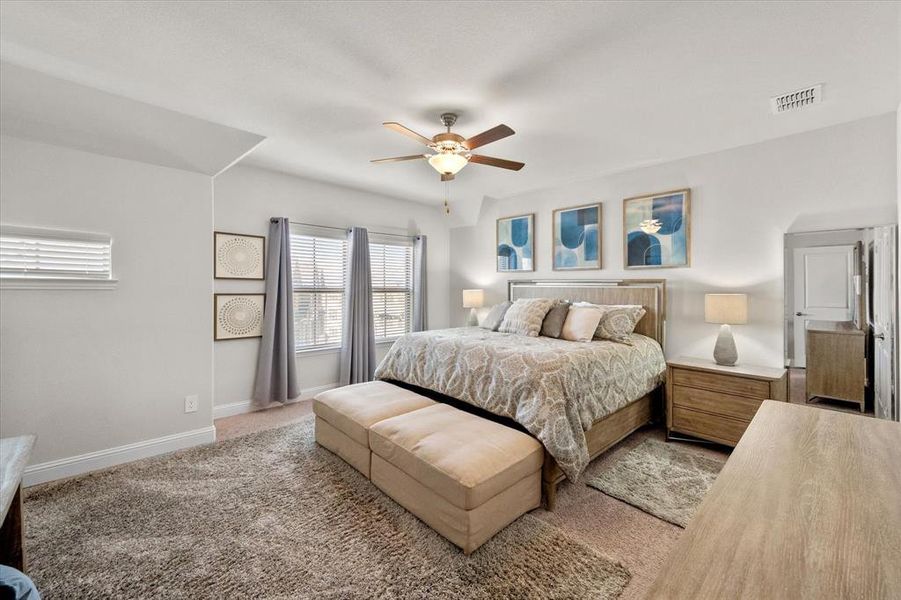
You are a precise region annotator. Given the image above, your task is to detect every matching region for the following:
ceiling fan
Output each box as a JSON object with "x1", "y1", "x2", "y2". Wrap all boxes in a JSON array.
[{"x1": 371, "y1": 113, "x2": 524, "y2": 181}]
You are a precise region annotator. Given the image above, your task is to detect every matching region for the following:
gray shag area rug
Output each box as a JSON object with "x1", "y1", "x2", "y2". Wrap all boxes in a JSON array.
[
  {"x1": 25, "y1": 416, "x2": 630, "y2": 599},
  {"x1": 586, "y1": 438, "x2": 726, "y2": 527}
]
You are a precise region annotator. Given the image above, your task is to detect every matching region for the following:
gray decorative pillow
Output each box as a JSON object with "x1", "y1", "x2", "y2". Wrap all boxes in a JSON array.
[
  {"x1": 596, "y1": 305, "x2": 647, "y2": 344},
  {"x1": 479, "y1": 301, "x2": 512, "y2": 331},
  {"x1": 499, "y1": 298, "x2": 557, "y2": 337},
  {"x1": 540, "y1": 301, "x2": 571, "y2": 338}
]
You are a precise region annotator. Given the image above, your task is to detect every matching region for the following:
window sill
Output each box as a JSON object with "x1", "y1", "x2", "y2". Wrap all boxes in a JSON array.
[
  {"x1": 0, "y1": 277, "x2": 119, "y2": 290},
  {"x1": 295, "y1": 338, "x2": 400, "y2": 357},
  {"x1": 295, "y1": 345, "x2": 341, "y2": 357}
]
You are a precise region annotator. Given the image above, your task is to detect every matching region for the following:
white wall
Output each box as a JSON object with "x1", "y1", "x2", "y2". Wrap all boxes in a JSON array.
[
  {"x1": 212, "y1": 165, "x2": 450, "y2": 413},
  {"x1": 449, "y1": 113, "x2": 898, "y2": 368},
  {"x1": 0, "y1": 135, "x2": 214, "y2": 466}
]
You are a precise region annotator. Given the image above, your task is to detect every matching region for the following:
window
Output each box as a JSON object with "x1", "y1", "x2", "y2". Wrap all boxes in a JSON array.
[
  {"x1": 0, "y1": 224, "x2": 115, "y2": 289},
  {"x1": 369, "y1": 236, "x2": 414, "y2": 340},
  {"x1": 290, "y1": 224, "x2": 347, "y2": 351},
  {"x1": 289, "y1": 224, "x2": 415, "y2": 352}
]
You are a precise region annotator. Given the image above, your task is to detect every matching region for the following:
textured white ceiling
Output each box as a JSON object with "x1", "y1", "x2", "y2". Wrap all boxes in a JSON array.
[
  {"x1": 0, "y1": 1, "x2": 898, "y2": 214},
  {"x1": 0, "y1": 62, "x2": 265, "y2": 175}
]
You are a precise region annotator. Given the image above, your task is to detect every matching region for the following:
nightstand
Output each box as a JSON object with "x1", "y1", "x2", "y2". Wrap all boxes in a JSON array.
[{"x1": 666, "y1": 357, "x2": 788, "y2": 447}]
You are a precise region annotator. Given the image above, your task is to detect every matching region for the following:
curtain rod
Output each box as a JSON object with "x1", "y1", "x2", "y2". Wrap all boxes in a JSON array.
[{"x1": 273, "y1": 219, "x2": 419, "y2": 239}]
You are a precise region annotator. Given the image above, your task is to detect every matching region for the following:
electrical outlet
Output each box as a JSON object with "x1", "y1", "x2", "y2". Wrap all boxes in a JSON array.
[{"x1": 184, "y1": 394, "x2": 199, "y2": 414}]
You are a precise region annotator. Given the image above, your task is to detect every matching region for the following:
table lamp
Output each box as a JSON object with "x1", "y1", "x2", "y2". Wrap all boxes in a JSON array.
[
  {"x1": 462, "y1": 289, "x2": 485, "y2": 326},
  {"x1": 705, "y1": 293, "x2": 748, "y2": 366}
]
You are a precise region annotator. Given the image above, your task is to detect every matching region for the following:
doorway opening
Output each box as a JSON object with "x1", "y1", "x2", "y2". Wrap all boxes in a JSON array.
[{"x1": 784, "y1": 226, "x2": 898, "y2": 421}]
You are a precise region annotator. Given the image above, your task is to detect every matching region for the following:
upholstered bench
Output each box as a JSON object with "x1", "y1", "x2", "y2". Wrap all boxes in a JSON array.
[
  {"x1": 369, "y1": 403, "x2": 544, "y2": 554},
  {"x1": 313, "y1": 381, "x2": 434, "y2": 478}
]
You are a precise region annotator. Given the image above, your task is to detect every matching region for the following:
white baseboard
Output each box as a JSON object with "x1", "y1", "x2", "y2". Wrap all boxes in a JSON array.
[
  {"x1": 212, "y1": 383, "x2": 338, "y2": 420},
  {"x1": 24, "y1": 425, "x2": 217, "y2": 487}
]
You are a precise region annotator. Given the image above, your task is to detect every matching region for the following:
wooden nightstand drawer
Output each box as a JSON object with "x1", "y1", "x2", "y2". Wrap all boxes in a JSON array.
[
  {"x1": 672, "y1": 368, "x2": 770, "y2": 398},
  {"x1": 672, "y1": 385, "x2": 763, "y2": 422},
  {"x1": 671, "y1": 407, "x2": 749, "y2": 446}
]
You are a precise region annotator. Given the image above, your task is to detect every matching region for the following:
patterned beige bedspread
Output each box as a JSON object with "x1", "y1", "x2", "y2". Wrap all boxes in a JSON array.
[{"x1": 374, "y1": 327, "x2": 666, "y2": 480}]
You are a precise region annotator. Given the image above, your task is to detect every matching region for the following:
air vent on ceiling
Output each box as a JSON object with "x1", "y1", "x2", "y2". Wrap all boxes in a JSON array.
[{"x1": 770, "y1": 84, "x2": 823, "y2": 114}]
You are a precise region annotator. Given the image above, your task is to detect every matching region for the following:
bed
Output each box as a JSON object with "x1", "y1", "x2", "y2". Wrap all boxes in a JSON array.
[{"x1": 375, "y1": 279, "x2": 667, "y2": 509}]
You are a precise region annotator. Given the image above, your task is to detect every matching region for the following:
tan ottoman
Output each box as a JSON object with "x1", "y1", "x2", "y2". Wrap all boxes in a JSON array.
[
  {"x1": 313, "y1": 381, "x2": 434, "y2": 478},
  {"x1": 369, "y1": 403, "x2": 543, "y2": 554}
]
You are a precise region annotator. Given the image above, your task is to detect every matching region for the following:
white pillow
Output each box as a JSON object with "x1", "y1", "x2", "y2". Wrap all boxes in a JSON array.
[{"x1": 560, "y1": 305, "x2": 605, "y2": 342}]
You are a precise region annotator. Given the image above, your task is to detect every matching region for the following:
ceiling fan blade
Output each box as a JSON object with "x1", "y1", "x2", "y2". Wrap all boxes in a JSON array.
[
  {"x1": 383, "y1": 122, "x2": 434, "y2": 146},
  {"x1": 463, "y1": 124, "x2": 514, "y2": 150},
  {"x1": 468, "y1": 154, "x2": 525, "y2": 171},
  {"x1": 440, "y1": 173, "x2": 455, "y2": 182},
  {"x1": 370, "y1": 154, "x2": 427, "y2": 163}
]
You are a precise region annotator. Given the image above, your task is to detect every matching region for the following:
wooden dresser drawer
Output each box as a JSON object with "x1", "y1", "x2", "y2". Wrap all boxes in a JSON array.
[
  {"x1": 671, "y1": 406, "x2": 749, "y2": 446},
  {"x1": 672, "y1": 368, "x2": 769, "y2": 398},
  {"x1": 672, "y1": 385, "x2": 763, "y2": 422}
]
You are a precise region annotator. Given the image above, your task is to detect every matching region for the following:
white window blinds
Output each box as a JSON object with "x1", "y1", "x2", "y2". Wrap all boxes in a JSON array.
[
  {"x1": 370, "y1": 235, "x2": 414, "y2": 340},
  {"x1": 290, "y1": 224, "x2": 347, "y2": 351},
  {"x1": 0, "y1": 225, "x2": 113, "y2": 281},
  {"x1": 288, "y1": 224, "x2": 416, "y2": 351}
]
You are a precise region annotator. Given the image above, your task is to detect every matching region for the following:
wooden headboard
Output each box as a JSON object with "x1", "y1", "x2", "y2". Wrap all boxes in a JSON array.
[{"x1": 508, "y1": 279, "x2": 667, "y2": 345}]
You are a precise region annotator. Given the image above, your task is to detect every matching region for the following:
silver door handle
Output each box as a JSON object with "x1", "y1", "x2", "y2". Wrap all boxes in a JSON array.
[
  {"x1": 874, "y1": 333, "x2": 885, "y2": 340},
  {"x1": 795, "y1": 312, "x2": 809, "y2": 316}
]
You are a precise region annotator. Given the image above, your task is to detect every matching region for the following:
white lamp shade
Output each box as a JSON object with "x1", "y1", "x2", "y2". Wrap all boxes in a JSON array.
[
  {"x1": 462, "y1": 289, "x2": 485, "y2": 308},
  {"x1": 705, "y1": 293, "x2": 748, "y2": 325},
  {"x1": 428, "y1": 152, "x2": 468, "y2": 175}
]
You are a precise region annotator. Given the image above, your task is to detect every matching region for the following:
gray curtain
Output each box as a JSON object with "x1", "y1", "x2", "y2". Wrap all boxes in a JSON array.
[
  {"x1": 252, "y1": 218, "x2": 300, "y2": 405},
  {"x1": 339, "y1": 227, "x2": 376, "y2": 385},
  {"x1": 412, "y1": 235, "x2": 428, "y2": 332}
]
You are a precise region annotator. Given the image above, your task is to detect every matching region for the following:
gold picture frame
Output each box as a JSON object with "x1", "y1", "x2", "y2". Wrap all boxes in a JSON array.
[
  {"x1": 496, "y1": 213, "x2": 535, "y2": 272},
  {"x1": 552, "y1": 202, "x2": 602, "y2": 270},
  {"x1": 622, "y1": 189, "x2": 691, "y2": 269}
]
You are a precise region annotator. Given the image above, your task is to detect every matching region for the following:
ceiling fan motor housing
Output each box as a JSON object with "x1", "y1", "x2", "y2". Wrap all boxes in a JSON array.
[{"x1": 440, "y1": 112, "x2": 458, "y2": 129}]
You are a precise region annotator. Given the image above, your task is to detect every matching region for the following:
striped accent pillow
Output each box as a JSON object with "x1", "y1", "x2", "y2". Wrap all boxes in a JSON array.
[{"x1": 499, "y1": 298, "x2": 557, "y2": 337}]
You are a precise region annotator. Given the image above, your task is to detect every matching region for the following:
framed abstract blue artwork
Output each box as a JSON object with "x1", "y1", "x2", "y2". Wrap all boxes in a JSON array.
[
  {"x1": 623, "y1": 189, "x2": 691, "y2": 268},
  {"x1": 496, "y1": 213, "x2": 535, "y2": 272},
  {"x1": 552, "y1": 203, "x2": 602, "y2": 270}
]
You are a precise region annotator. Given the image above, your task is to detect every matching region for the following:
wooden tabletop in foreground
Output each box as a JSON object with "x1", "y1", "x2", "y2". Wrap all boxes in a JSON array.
[{"x1": 648, "y1": 401, "x2": 901, "y2": 599}]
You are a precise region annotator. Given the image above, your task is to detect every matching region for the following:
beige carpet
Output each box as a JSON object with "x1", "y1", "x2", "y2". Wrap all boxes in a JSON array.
[
  {"x1": 216, "y1": 402, "x2": 729, "y2": 600},
  {"x1": 25, "y1": 416, "x2": 630, "y2": 599},
  {"x1": 585, "y1": 438, "x2": 726, "y2": 527}
]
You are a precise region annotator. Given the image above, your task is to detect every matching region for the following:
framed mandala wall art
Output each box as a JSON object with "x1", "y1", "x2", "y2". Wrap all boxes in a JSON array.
[
  {"x1": 214, "y1": 294, "x2": 265, "y2": 340},
  {"x1": 214, "y1": 231, "x2": 265, "y2": 280}
]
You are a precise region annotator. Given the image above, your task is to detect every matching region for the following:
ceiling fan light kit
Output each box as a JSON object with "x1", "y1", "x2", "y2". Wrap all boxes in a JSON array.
[
  {"x1": 428, "y1": 152, "x2": 468, "y2": 176},
  {"x1": 372, "y1": 112, "x2": 524, "y2": 181}
]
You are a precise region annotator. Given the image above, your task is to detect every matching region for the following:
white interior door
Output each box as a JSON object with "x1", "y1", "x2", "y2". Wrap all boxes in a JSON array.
[
  {"x1": 792, "y1": 245, "x2": 856, "y2": 367},
  {"x1": 871, "y1": 226, "x2": 897, "y2": 421}
]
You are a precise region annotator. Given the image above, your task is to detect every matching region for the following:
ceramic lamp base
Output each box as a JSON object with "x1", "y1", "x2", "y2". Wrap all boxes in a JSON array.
[
  {"x1": 467, "y1": 308, "x2": 479, "y2": 327},
  {"x1": 713, "y1": 324, "x2": 738, "y2": 366}
]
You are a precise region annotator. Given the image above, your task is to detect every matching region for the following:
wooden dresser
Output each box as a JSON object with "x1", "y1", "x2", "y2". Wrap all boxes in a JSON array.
[
  {"x1": 806, "y1": 320, "x2": 866, "y2": 412},
  {"x1": 666, "y1": 357, "x2": 787, "y2": 446},
  {"x1": 648, "y1": 401, "x2": 901, "y2": 599}
]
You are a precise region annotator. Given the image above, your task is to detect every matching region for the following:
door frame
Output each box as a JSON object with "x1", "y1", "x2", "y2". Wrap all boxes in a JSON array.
[{"x1": 869, "y1": 225, "x2": 898, "y2": 421}]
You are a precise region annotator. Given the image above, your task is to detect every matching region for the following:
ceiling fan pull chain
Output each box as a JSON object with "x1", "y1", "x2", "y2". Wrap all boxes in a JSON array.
[{"x1": 444, "y1": 181, "x2": 450, "y2": 216}]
